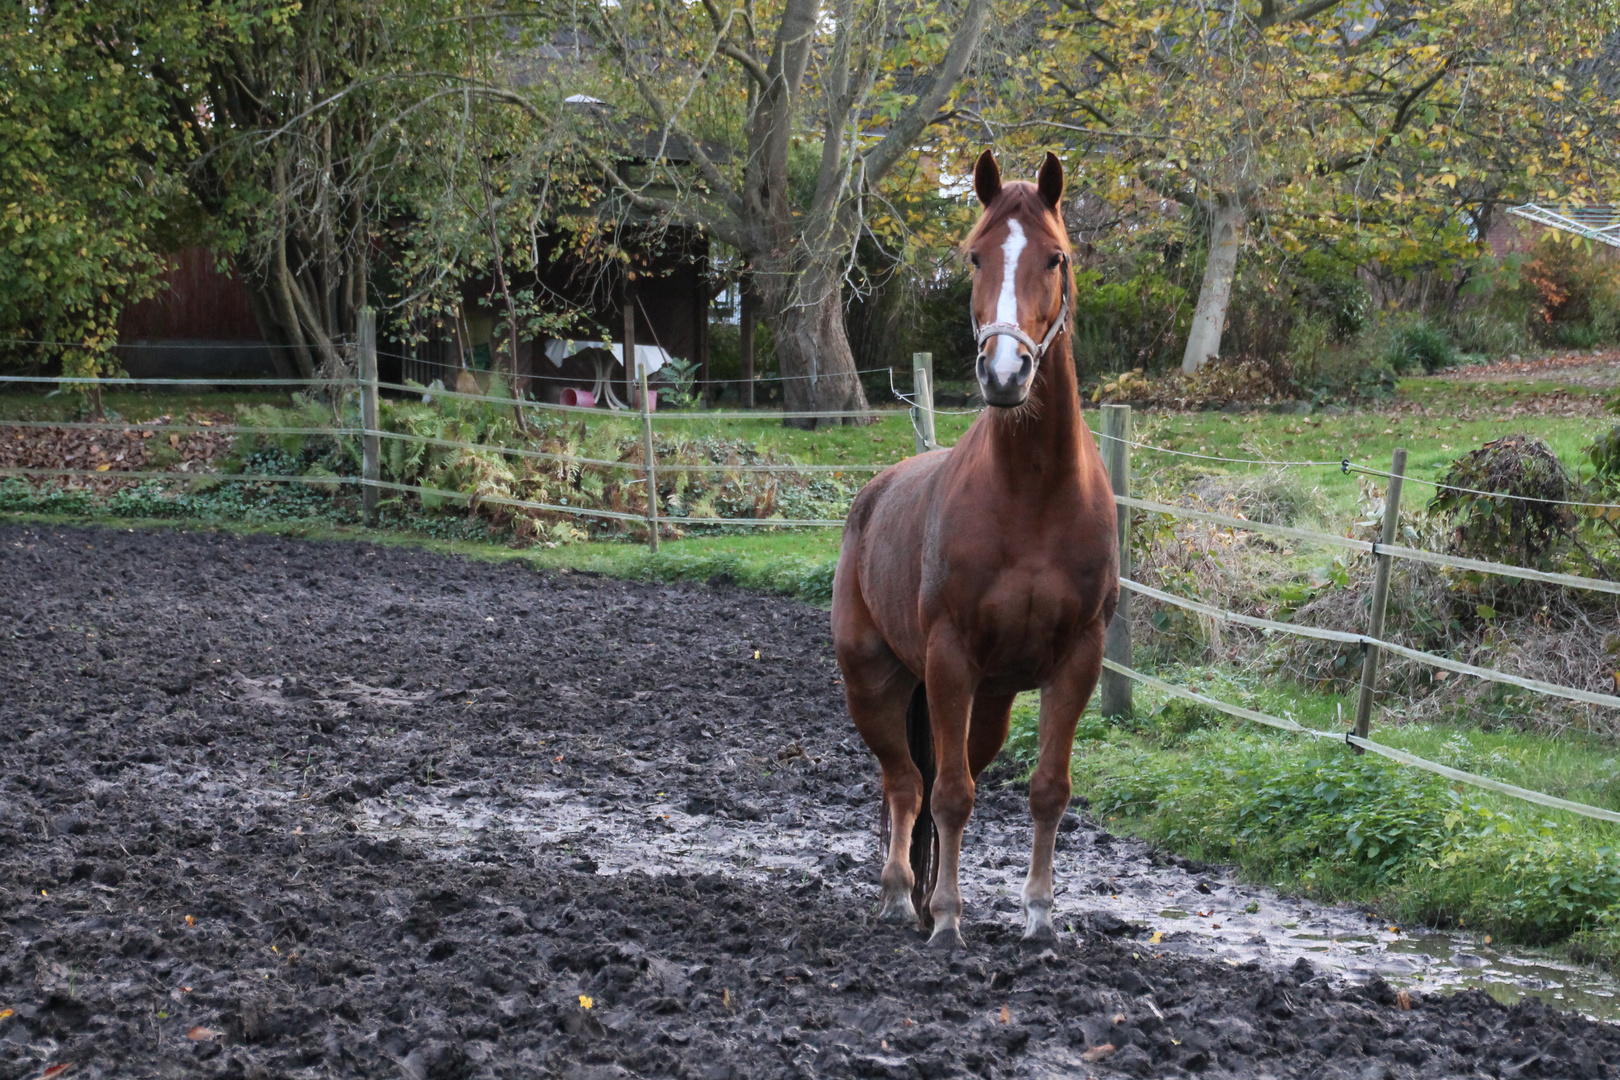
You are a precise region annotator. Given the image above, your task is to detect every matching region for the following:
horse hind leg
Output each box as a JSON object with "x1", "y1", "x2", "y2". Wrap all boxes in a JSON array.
[{"x1": 1023, "y1": 621, "x2": 1105, "y2": 944}]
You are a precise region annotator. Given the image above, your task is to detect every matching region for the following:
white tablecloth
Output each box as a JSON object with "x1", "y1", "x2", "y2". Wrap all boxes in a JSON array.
[{"x1": 543, "y1": 339, "x2": 672, "y2": 374}]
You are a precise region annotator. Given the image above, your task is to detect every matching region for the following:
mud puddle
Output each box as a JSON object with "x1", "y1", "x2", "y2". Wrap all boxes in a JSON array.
[{"x1": 356, "y1": 757, "x2": 1620, "y2": 1024}]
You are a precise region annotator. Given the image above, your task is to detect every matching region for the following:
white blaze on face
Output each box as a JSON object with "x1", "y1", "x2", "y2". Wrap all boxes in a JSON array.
[{"x1": 991, "y1": 219, "x2": 1027, "y2": 380}]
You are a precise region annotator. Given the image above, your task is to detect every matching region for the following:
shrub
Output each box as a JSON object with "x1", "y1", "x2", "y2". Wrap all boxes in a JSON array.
[
  {"x1": 1383, "y1": 318, "x2": 1456, "y2": 374},
  {"x1": 1443, "y1": 309, "x2": 1530, "y2": 358},
  {"x1": 227, "y1": 384, "x2": 859, "y2": 542},
  {"x1": 1516, "y1": 236, "x2": 1620, "y2": 347}
]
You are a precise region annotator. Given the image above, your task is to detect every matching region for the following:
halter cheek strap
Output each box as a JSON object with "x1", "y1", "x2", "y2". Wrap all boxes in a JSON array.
[{"x1": 971, "y1": 256, "x2": 1072, "y2": 361}]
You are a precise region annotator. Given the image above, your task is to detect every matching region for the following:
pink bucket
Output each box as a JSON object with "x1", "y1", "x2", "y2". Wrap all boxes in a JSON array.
[
  {"x1": 633, "y1": 389, "x2": 658, "y2": 412},
  {"x1": 559, "y1": 388, "x2": 595, "y2": 408}
]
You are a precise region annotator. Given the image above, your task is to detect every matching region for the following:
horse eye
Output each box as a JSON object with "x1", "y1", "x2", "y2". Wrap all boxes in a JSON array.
[{"x1": 1048, "y1": 253, "x2": 1063, "y2": 270}]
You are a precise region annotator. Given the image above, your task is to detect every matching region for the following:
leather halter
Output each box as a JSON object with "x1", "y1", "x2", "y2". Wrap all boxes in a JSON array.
[{"x1": 972, "y1": 254, "x2": 1071, "y2": 361}]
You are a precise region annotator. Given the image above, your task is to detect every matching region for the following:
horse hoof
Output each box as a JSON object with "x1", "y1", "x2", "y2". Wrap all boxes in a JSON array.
[
  {"x1": 1021, "y1": 907, "x2": 1058, "y2": 945},
  {"x1": 1020, "y1": 922, "x2": 1059, "y2": 948},
  {"x1": 927, "y1": 926, "x2": 966, "y2": 952},
  {"x1": 877, "y1": 896, "x2": 917, "y2": 925}
]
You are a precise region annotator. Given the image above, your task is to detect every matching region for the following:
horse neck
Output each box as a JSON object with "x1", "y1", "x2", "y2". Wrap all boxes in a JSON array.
[{"x1": 983, "y1": 336, "x2": 1086, "y2": 480}]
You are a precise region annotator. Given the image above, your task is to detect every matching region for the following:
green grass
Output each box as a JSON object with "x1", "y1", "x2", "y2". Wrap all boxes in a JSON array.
[
  {"x1": 1001, "y1": 665, "x2": 1620, "y2": 957},
  {"x1": 0, "y1": 388, "x2": 300, "y2": 422}
]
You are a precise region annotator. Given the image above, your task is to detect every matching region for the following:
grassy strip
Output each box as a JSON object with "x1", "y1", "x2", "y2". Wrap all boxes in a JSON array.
[
  {"x1": 1001, "y1": 667, "x2": 1620, "y2": 966},
  {"x1": 0, "y1": 488, "x2": 844, "y2": 604}
]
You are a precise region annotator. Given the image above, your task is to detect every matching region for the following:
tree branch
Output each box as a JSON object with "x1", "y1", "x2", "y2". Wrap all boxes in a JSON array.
[
  {"x1": 862, "y1": 0, "x2": 994, "y2": 183},
  {"x1": 699, "y1": 0, "x2": 772, "y2": 88}
]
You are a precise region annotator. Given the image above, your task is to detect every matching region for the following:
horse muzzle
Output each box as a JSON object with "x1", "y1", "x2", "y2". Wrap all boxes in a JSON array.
[{"x1": 977, "y1": 350, "x2": 1036, "y2": 408}]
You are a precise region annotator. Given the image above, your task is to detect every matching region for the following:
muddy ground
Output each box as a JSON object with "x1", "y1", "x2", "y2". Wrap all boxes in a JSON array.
[{"x1": 4, "y1": 523, "x2": 1620, "y2": 1080}]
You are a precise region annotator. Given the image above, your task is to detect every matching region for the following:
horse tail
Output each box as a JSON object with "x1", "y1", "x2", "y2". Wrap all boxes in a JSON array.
[{"x1": 905, "y1": 682, "x2": 936, "y2": 929}]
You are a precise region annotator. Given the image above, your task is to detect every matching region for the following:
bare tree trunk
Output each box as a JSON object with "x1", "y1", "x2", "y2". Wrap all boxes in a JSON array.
[
  {"x1": 759, "y1": 261, "x2": 870, "y2": 428},
  {"x1": 1182, "y1": 195, "x2": 1247, "y2": 373}
]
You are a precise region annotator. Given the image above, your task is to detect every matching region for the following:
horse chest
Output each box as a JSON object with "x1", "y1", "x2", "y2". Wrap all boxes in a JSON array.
[{"x1": 934, "y1": 563, "x2": 1092, "y2": 680}]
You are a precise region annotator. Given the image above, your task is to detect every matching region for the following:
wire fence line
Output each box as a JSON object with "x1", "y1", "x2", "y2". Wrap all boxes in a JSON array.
[{"x1": 8, "y1": 376, "x2": 1620, "y2": 824}]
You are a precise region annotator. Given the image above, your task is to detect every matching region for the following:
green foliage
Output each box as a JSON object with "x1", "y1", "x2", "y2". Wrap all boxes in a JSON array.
[
  {"x1": 654, "y1": 358, "x2": 702, "y2": 409},
  {"x1": 1070, "y1": 264, "x2": 1194, "y2": 378},
  {"x1": 1087, "y1": 733, "x2": 1463, "y2": 891},
  {"x1": 1443, "y1": 310, "x2": 1530, "y2": 358},
  {"x1": 0, "y1": 2, "x2": 251, "y2": 372}
]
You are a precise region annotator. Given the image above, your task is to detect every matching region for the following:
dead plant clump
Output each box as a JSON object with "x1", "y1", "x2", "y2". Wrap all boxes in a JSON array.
[
  {"x1": 1093, "y1": 357, "x2": 1299, "y2": 410},
  {"x1": 1430, "y1": 434, "x2": 1579, "y2": 568},
  {"x1": 1128, "y1": 469, "x2": 1316, "y2": 664},
  {"x1": 1280, "y1": 559, "x2": 1620, "y2": 737}
]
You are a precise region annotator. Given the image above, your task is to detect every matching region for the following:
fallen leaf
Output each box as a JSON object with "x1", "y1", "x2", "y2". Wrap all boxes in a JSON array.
[
  {"x1": 723, "y1": 988, "x2": 732, "y2": 1010},
  {"x1": 94, "y1": 464, "x2": 110, "y2": 472},
  {"x1": 0, "y1": 1008, "x2": 12, "y2": 1019},
  {"x1": 185, "y1": 915, "x2": 195, "y2": 927},
  {"x1": 187, "y1": 1026, "x2": 221, "y2": 1041},
  {"x1": 1112, "y1": 1012, "x2": 1126, "y2": 1025},
  {"x1": 998, "y1": 1003, "x2": 1011, "y2": 1024},
  {"x1": 1149, "y1": 931, "x2": 1162, "y2": 944},
  {"x1": 1395, "y1": 989, "x2": 1412, "y2": 1011},
  {"x1": 1080, "y1": 1044, "x2": 1115, "y2": 1062},
  {"x1": 40, "y1": 1065, "x2": 75, "y2": 1079},
  {"x1": 578, "y1": 995, "x2": 593, "y2": 1010}
]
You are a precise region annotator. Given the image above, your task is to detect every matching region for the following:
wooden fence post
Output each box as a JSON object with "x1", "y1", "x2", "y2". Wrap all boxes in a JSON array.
[
  {"x1": 1352, "y1": 447, "x2": 1407, "y2": 750},
  {"x1": 359, "y1": 307, "x2": 380, "y2": 528},
  {"x1": 1100, "y1": 403, "x2": 1132, "y2": 718},
  {"x1": 912, "y1": 352, "x2": 937, "y2": 453},
  {"x1": 639, "y1": 357, "x2": 659, "y2": 553}
]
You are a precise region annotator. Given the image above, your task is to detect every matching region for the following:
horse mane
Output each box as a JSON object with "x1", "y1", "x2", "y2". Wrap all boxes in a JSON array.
[{"x1": 961, "y1": 182, "x2": 1070, "y2": 255}]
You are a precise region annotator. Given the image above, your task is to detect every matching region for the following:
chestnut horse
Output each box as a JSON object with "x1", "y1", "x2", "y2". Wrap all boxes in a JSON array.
[{"x1": 832, "y1": 151, "x2": 1118, "y2": 949}]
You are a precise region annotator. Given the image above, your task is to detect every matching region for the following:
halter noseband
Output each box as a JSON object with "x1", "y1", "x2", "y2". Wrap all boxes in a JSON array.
[{"x1": 972, "y1": 255, "x2": 1072, "y2": 361}]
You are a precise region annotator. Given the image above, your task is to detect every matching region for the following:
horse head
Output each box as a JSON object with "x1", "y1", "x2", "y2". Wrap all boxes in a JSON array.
[{"x1": 965, "y1": 150, "x2": 1071, "y2": 409}]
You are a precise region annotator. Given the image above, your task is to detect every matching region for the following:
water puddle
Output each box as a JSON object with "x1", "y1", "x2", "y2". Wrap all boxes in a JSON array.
[{"x1": 353, "y1": 782, "x2": 1620, "y2": 1022}]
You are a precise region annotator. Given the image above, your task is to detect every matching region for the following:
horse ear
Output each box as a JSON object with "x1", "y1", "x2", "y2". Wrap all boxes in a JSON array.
[
  {"x1": 974, "y1": 150, "x2": 1001, "y2": 207},
  {"x1": 1038, "y1": 151, "x2": 1064, "y2": 211}
]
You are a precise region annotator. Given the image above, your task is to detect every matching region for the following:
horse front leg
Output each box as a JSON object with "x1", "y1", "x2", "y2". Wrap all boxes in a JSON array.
[
  {"x1": 924, "y1": 638, "x2": 979, "y2": 950},
  {"x1": 1024, "y1": 618, "x2": 1106, "y2": 943}
]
